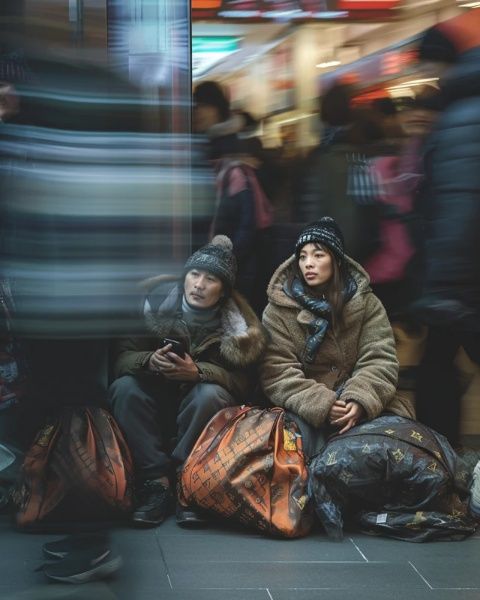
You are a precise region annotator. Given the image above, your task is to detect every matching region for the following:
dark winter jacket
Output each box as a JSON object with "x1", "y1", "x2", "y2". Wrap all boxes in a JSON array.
[
  {"x1": 112, "y1": 275, "x2": 268, "y2": 400},
  {"x1": 418, "y1": 47, "x2": 480, "y2": 331}
]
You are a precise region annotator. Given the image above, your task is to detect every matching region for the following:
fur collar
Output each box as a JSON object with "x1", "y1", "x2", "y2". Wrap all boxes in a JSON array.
[
  {"x1": 217, "y1": 290, "x2": 268, "y2": 367},
  {"x1": 142, "y1": 275, "x2": 267, "y2": 368}
]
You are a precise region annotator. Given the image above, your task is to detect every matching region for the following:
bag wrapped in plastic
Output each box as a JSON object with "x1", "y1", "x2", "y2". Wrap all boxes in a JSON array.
[{"x1": 309, "y1": 415, "x2": 477, "y2": 542}]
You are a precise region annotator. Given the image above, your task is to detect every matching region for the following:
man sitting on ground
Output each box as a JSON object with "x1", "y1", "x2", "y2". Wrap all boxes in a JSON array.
[{"x1": 108, "y1": 235, "x2": 267, "y2": 527}]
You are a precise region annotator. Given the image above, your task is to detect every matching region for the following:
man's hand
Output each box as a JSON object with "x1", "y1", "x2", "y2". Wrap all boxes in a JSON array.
[
  {"x1": 330, "y1": 401, "x2": 365, "y2": 435},
  {"x1": 149, "y1": 344, "x2": 199, "y2": 382}
]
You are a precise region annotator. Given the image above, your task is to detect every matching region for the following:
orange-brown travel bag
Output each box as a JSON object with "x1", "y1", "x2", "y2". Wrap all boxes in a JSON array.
[{"x1": 179, "y1": 405, "x2": 312, "y2": 538}]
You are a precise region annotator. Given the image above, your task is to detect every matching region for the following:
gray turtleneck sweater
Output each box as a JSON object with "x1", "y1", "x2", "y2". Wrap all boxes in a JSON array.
[{"x1": 181, "y1": 295, "x2": 222, "y2": 349}]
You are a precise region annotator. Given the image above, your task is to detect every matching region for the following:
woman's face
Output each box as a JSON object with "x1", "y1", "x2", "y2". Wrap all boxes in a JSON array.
[
  {"x1": 193, "y1": 103, "x2": 221, "y2": 133},
  {"x1": 298, "y1": 243, "x2": 334, "y2": 288}
]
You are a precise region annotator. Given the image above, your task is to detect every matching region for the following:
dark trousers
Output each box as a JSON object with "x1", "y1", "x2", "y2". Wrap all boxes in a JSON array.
[
  {"x1": 415, "y1": 326, "x2": 480, "y2": 448},
  {"x1": 108, "y1": 375, "x2": 236, "y2": 483}
]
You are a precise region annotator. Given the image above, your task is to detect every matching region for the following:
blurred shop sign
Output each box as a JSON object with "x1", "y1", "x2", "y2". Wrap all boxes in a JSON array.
[
  {"x1": 192, "y1": 36, "x2": 242, "y2": 78},
  {"x1": 338, "y1": 0, "x2": 400, "y2": 8},
  {"x1": 193, "y1": 36, "x2": 242, "y2": 53},
  {"x1": 192, "y1": 0, "x2": 222, "y2": 5},
  {"x1": 192, "y1": 0, "x2": 398, "y2": 19},
  {"x1": 320, "y1": 35, "x2": 418, "y2": 90},
  {"x1": 192, "y1": 0, "x2": 226, "y2": 19},
  {"x1": 266, "y1": 38, "x2": 295, "y2": 113}
]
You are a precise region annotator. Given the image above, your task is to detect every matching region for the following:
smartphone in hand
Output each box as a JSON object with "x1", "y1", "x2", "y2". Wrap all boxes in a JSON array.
[{"x1": 161, "y1": 338, "x2": 186, "y2": 359}]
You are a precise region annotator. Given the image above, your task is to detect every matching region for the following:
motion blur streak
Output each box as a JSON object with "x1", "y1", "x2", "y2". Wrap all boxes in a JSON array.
[{"x1": 1, "y1": 124, "x2": 213, "y2": 336}]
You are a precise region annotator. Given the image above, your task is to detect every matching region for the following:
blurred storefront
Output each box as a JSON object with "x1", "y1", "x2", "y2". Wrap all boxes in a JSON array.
[{"x1": 193, "y1": 0, "x2": 463, "y2": 149}]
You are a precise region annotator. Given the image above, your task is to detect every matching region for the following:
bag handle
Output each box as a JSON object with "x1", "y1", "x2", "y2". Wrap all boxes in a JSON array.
[{"x1": 201, "y1": 405, "x2": 284, "y2": 456}]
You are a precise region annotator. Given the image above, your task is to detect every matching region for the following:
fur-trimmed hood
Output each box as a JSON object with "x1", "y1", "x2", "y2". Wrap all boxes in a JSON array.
[
  {"x1": 266, "y1": 253, "x2": 371, "y2": 310},
  {"x1": 141, "y1": 274, "x2": 267, "y2": 368}
]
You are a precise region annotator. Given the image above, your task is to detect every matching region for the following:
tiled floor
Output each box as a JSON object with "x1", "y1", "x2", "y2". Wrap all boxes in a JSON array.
[{"x1": 1, "y1": 515, "x2": 480, "y2": 600}]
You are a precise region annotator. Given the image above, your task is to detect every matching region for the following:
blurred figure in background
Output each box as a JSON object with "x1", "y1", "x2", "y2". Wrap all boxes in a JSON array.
[
  {"x1": 372, "y1": 96, "x2": 404, "y2": 147},
  {"x1": 365, "y1": 88, "x2": 442, "y2": 393},
  {"x1": 193, "y1": 81, "x2": 274, "y2": 314},
  {"x1": 366, "y1": 88, "x2": 443, "y2": 316},
  {"x1": 413, "y1": 11, "x2": 480, "y2": 448},
  {"x1": 297, "y1": 82, "x2": 383, "y2": 264}
]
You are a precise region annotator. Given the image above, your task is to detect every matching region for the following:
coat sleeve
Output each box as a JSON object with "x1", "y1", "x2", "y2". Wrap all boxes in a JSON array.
[
  {"x1": 338, "y1": 293, "x2": 398, "y2": 419},
  {"x1": 196, "y1": 359, "x2": 251, "y2": 400},
  {"x1": 260, "y1": 303, "x2": 337, "y2": 428},
  {"x1": 112, "y1": 336, "x2": 155, "y2": 380}
]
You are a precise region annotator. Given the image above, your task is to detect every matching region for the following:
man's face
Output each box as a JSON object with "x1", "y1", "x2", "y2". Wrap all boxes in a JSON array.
[
  {"x1": 184, "y1": 269, "x2": 224, "y2": 309},
  {"x1": 400, "y1": 106, "x2": 438, "y2": 138}
]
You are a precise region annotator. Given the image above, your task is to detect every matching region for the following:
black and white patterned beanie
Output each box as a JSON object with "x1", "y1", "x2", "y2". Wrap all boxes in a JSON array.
[
  {"x1": 184, "y1": 235, "x2": 237, "y2": 290},
  {"x1": 295, "y1": 217, "x2": 345, "y2": 260}
]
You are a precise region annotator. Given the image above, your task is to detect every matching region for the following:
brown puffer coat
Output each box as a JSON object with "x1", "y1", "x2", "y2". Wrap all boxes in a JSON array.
[{"x1": 260, "y1": 255, "x2": 415, "y2": 428}]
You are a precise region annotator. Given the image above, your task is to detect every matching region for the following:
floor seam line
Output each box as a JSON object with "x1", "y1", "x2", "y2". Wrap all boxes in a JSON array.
[
  {"x1": 348, "y1": 538, "x2": 369, "y2": 562},
  {"x1": 154, "y1": 533, "x2": 174, "y2": 590},
  {"x1": 408, "y1": 560, "x2": 433, "y2": 590}
]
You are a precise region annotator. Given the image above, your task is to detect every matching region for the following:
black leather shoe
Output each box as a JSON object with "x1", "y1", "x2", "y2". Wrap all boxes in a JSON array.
[
  {"x1": 176, "y1": 502, "x2": 208, "y2": 528},
  {"x1": 132, "y1": 480, "x2": 173, "y2": 527}
]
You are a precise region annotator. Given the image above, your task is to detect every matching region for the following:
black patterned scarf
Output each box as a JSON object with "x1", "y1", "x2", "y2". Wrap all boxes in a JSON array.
[{"x1": 288, "y1": 275, "x2": 357, "y2": 363}]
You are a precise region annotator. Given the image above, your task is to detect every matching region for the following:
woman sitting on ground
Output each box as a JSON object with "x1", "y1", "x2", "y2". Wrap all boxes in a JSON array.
[{"x1": 259, "y1": 216, "x2": 415, "y2": 454}]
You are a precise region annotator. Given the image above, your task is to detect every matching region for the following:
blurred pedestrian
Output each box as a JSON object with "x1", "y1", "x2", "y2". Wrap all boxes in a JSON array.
[
  {"x1": 297, "y1": 83, "x2": 383, "y2": 264},
  {"x1": 413, "y1": 11, "x2": 480, "y2": 448},
  {"x1": 371, "y1": 96, "x2": 404, "y2": 146},
  {"x1": 365, "y1": 88, "x2": 443, "y2": 315},
  {"x1": 193, "y1": 81, "x2": 274, "y2": 314}
]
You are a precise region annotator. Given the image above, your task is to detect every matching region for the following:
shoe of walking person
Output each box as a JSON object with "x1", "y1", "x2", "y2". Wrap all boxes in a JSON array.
[
  {"x1": 175, "y1": 501, "x2": 208, "y2": 528},
  {"x1": 133, "y1": 478, "x2": 173, "y2": 527},
  {"x1": 43, "y1": 533, "x2": 109, "y2": 559},
  {"x1": 43, "y1": 547, "x2": 123, "y2": 584}
]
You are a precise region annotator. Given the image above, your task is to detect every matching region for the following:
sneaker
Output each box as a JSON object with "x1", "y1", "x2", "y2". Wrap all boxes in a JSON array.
[
  {"x1": 132, "y1": 479, "x2": 173, "y2": 527},
  {"x1": 176, "y1": 502, "x2": 208, "y2": 528},
  {"x1": 469, "y1": 460, "x2": 480, "y2": 519},
  {"x1": 43, "y1": 533, "x2": 108, "y2": 559},
  {"x1": 42, "y1": 546, "x2": 122, "y2": 584}
]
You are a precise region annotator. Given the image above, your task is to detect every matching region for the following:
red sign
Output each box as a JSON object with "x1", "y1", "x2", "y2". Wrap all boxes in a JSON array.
[
  {"x1": 338, "y1": 0, "x2": 400, "y2": 8},
  {"x1": 192, "y1": 0, "x2": 401, "y2": 19},
  {"x1": 192, "y1": 0, "x2": 222, "y2": 7}
]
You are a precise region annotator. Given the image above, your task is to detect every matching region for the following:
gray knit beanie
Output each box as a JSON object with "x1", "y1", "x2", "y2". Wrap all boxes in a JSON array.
[
  {"x1": 184, "y1": 235, "x2": 237, "y2": 290},
  {"x1": 295, "y1": 217, "x2": 345, "y2": 260}
]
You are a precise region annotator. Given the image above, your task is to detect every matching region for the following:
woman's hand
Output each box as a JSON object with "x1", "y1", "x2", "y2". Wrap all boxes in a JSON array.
[
  {"x1": 330, "y1": 400, "x2": 365, "y2": 434},
  {"x1": 328, "y1": 399, "x2": 348, "y2": 422}
]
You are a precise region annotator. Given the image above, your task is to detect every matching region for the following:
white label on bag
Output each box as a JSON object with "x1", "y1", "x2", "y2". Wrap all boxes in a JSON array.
[{"x1": 376, "y1": 513, "x2": 388, "y2": 524}]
